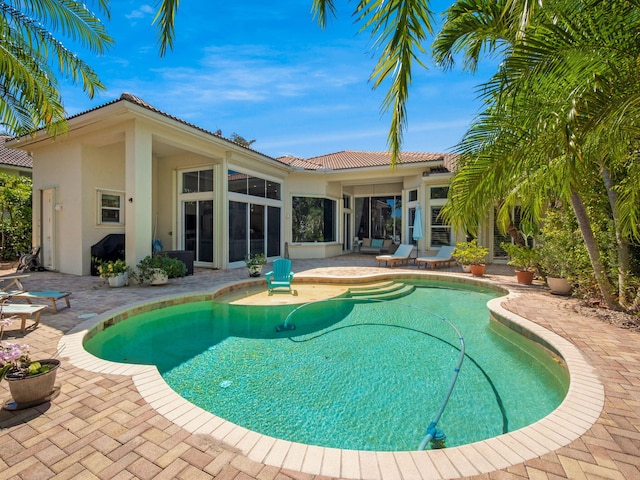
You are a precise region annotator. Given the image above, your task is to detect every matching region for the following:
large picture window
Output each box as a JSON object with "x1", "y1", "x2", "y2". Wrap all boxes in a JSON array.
[
  {"x1": 292, "y1": 197, "x2": 336, "y2": 242},
  {"x1": 354, "y1": 195, "x2": 402, "y2": 240}
]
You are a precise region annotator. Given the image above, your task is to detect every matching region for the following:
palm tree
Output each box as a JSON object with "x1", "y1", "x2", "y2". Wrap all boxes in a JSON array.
[
  {"x1": 152, "y1": 0, "x2": 435, "y2": 167},
  {"x1": 436, "y1": 0, "x2": 640, "y2": 310},
  {"x1": 0, "y1": 0, "x2": 113, "y2": 136}
]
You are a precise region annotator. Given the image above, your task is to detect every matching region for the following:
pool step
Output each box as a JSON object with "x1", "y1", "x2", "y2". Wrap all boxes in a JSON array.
[
  {"x1": 348, "y1": 281, "x2": 398, "y2": 294},
  {"x1": 347, "y1": 282, "x2": 415, "y2": 301}
]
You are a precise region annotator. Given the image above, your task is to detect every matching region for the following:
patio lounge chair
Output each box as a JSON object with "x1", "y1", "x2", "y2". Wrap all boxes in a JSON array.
[
  {"x1": 0, "y1": 274, "x2": 29, "y2": 295},
  {"x1": 13, "y1": 290, "x2": 71, "y2": 313},
  {"x1": 375, "y1": 244, "x2": 416, "y2": 267},
  {"x1": 0, "y1": 303, "x2": 47, "y2": 332},
  {"x1": 265, "y1": 258, "x2": 296, "y2": 295},
  {"x1": 415, "y1": 245, "x2": 456, "y2": 270}
]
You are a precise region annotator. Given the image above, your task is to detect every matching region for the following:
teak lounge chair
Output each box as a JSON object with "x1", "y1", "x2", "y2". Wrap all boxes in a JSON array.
[
  {"x1": 265, "y1": 258, "x2": 295, "y2": 295},
  {"x1": 375, "y1": 244, "x2": 415, "y2": 267},
  {"x1": 13, "y1": 290, "x2": 71, "y2": 313},
  {"x1": 0, "y1": 303, "x2": 47, "y2": 332},
  {"x1": 416, "y1": 245, "x2": 456, "y2": 270}
]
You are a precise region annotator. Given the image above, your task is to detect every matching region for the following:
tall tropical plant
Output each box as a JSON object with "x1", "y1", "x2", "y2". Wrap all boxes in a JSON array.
[
  {"x1": 0, "y1": 173, "x2": 32, "y2": 259},
  {"x1": 436, "y1": 0, "x2": 640, "y2": 311},
  {"x1": 0, "y1": 0, "x2": 113, "y2": 136}
]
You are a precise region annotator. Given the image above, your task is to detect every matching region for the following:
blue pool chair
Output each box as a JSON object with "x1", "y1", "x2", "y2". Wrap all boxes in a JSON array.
[{"x1": 265, "y1": 258, "x2": 295, "y2": 295}]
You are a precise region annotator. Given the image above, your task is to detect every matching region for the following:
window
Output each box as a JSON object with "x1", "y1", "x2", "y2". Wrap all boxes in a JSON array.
[
  {"x1": 98, "y1": 190, "x2": 124, "y2": 225},
  {"x1": 292, "y1": 197, "x2": 336, "y2": 242},
  {"x1": 354, "y1": 195, "x2": 402, "y2": 240},
  {"x1": 430, "y1": 206, "x2": 451, "y2": 246},
  {"x1": 228, "y1": 170, "x2": 280, "y2": 200},
  {"x1": 430, "y1": 186, "x2": 449, "y2": 199},
  {"x1": 182, "y1": 169, "x2": 213, "y2": 193},
  {"x1": 408, "y1": 189, "x2": 418, "y2": 202}
]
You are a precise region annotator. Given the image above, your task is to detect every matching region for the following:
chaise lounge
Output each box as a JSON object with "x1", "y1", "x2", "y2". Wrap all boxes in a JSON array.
[
  {"x1": 375, "y1": 244, "x2": 416, "y2": 267},
  {"x1": 13, "y1": 290, "x2": 71, "y2": 313},
  {"x1": 1, "y1": 303, "x2": 47, "y2": 332},
  {"x1": 415, "y1": 245, "x2": 456, "y2": 270}
]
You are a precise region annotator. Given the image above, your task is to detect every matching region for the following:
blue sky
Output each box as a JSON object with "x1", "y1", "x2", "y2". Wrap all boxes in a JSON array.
[{"x1": 60, "y1": 1, "x2": 494, "y2": 159}]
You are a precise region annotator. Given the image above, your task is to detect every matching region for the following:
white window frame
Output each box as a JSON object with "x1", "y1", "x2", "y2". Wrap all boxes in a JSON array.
[{"x1": 97, "y1": 189, "x2": 125, "y2": 225}]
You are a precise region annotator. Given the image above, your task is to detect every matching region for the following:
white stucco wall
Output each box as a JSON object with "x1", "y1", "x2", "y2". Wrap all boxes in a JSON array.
[{"x1": 30, "y1": 141, "x2": 84, "y2": 275}]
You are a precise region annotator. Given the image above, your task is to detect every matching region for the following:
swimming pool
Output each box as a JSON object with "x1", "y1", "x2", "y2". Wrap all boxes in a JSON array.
[{"x1": 84, "y1": 280, "x2": 569, "y2": 451}]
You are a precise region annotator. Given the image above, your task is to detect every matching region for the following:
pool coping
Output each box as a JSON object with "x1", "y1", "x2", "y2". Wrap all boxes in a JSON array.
[{"x1": 58, "y1": 273, "x2": 604, "y2": 480}]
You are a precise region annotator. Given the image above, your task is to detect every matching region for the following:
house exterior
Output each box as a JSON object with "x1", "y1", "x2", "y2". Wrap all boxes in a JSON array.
[
  {"x1": 0, "y1": 136, "x2": 32, "y2": 177},
  {"x1": 7, "y1": 93, "x2": 502, "y2": 276}
]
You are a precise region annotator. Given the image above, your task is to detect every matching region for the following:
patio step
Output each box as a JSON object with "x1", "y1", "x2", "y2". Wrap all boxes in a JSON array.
[{"x1": 347, "y1": 282, "x2": 415, "y2": 301}]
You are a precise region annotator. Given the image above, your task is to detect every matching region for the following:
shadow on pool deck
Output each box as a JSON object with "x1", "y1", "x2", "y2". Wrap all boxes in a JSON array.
[{"x1": 0, "y1": 255, "x2": 638, "y2": 479}]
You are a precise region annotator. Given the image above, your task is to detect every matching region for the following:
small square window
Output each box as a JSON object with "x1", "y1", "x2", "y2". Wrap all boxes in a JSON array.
[{"x1": 98, "y1": 191, "x2": 124, "y2": 225}]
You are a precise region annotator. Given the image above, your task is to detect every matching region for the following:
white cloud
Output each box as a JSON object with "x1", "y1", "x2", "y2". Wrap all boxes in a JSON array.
[{"x1": 125, "y1": 5, "x2": 154, "y2": 20}]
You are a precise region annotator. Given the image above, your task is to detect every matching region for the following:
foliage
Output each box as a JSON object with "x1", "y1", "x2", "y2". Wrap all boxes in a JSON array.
[
  {"x1": 244, "y1": 253, "x2": 267, "y2": 267},
  {"x1": 500, "y1": 242, "x2": 540, "y2": 272},
  {"x1": 0, "y1": 1, "x2": 113, "y2": 136},
  {"x1": 452, "y1": 239, "x2": 488, "y2": 265},
  {"x1": 0, "y1": 173, "x2": 32, "y2": 260},
  {"x1": 538, "y1": 206, "x2": 589, "y2": 281},
  {"x1": 435, "y1": 0, "x2": 640, "y2": 311},
  {"x1": 92, "y1": 257, "x2": 129, "y2": 278},
  {"x1": 133, "y1": 254, "x2": 186, "y2": 284}
]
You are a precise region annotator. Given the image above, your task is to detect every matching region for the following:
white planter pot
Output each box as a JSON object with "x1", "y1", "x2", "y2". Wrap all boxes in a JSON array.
[
  {"x1": 150, "y1": 269, "x2": 168, "y2": 285},
  {"x1": 248, "y1": 265, "x2": 263, "y2": 277},
  {"x1": 108, "y1": 273, "x2": 127, "y2": 287}
]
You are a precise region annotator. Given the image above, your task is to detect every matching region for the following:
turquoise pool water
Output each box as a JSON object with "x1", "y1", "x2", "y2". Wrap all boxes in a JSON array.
[{"x1": 84, "y1": 281, "x2": 569, "y2": 451}]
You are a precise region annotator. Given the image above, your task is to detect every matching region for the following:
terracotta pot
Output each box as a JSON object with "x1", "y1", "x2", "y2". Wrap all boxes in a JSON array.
[
  {"x1": 5, "y1": 359, "x2": 60, "y2": 406},
  {"x1": 547, "y1": 276, "x2": 572, "y2": 295},
  {"x1": 515, "y1": 269, "x2": 534, "y2": 285},
  {"x1": 470, "y1": 264, "x2": 486, "y2": 277}
]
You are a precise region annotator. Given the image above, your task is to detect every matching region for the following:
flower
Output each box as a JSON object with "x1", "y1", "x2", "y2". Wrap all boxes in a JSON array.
[
  {"x1": 93, "y1": 258, "x2": 130, "y2": 278},
  {"x1": 0, "y1": 341, "x2": 53, "y2": 380}
]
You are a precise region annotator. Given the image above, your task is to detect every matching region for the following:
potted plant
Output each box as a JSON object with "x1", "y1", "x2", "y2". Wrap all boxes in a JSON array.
[
  {"x1": 539, "y1": 239, "x2": 574, "y2": 294},
  {"x1": 132, "y1": 253, "x2": 187, "y2": 285},
  {"x1": 93, "y1": 257, "x2": 130, "y2": 287},
  {"x1": 452, "y1": 239, "x2": 489, "y2": 276},
  {"x1": 538, "y1": 207, "x2": 584, "y2": 295},
  {"x1": 0, "y1": 340, "x2": 60, "y2": 408},
  {"x1": 244, "y1": 253, "x2": 267, "y2": 277},
  {"x1": 500, "y1": 242, "x2": 540, "y2": 285}
]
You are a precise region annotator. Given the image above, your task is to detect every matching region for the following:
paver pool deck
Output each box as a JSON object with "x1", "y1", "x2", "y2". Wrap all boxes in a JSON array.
[{"x1": 1, "y1": 255, "x2": 639, "y2": 479}]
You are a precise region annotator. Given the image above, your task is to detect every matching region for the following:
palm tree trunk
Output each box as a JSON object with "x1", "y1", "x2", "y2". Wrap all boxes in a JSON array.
[
  {"x1": 602, "y1": 167, "x2": 631, "y2": 307},
  {"x1": 570, "y1": 187, "x2": 620, "y2": 310}
]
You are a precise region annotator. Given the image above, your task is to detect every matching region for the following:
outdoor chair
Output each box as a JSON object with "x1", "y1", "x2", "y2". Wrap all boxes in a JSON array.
[
  {"x1": 0, "y1": 303, "x2": 47, "y2": 332},
  {"x1": 415, "y1": 245, "x2": 456, "y2": 270},
  {"x1": 375, "y1": 244, "x2": 416, "y2": 267},
  {"x1": 0, "y1": 274, "x2": 29, "y2": 295},
  {"x1": 13, "y1": 290, "x2": 71, "y2": 313},
  {"x1": 265, "y1": 258, "x2": 296, "y2": 295}
]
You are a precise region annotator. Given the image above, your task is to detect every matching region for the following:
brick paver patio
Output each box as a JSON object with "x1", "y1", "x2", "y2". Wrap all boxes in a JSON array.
[{"x1": 1, "y1": 255, "x2": 639, "y2": 479}]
